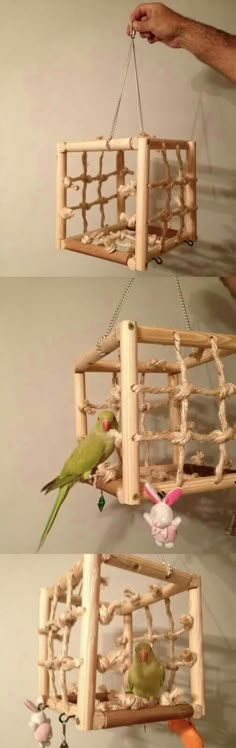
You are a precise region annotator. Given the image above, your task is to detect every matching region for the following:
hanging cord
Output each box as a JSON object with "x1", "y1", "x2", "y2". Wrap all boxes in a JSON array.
[
  {"x1": 106, "y1": 27, "x2": 144, "y2": 148},
  {"x1": 96, "y1": 276, "x2": 135, "y2": 351},
  {"x1": 157, "y1": 555, "x2": 172, "y2": 579}
]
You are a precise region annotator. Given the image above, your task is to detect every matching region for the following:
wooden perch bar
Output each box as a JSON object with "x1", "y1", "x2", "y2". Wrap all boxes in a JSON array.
[
  {"x1": 123, "y1": 613, "x2": 133, "y2": 688},
  {"x1": 93, "y1": 703, "x2": 194, "y2": 729},
  {"x1": 63, "y1": 238, "x2": 133, "y2": 265},
  {"x1": 114, "y1": 581, "x2": 193, "y2": 614},
  {"x1": 87, "y1": 467, "x2": 236, "y2": 501},
  {"x1": 149, "y1": 138, "x2": 190, "y2": 151},
  {"x1": 102, "y1": 554, "x2": 195, "y2": 585}
]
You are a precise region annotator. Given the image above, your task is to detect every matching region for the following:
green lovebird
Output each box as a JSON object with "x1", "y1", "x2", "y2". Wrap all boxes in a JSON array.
[
  {"x1": 127, "y1": 641, "x2": 165, "y2": 699},
  {"x1": 38, "y1": 410, "x2": 118, "y2": 550}
]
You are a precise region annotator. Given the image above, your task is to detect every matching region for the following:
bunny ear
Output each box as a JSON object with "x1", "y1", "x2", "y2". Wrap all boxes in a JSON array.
[
  {"x1": 165, "y1": 487, "x2": 183, "y2": 506},
  {"x1": 24, "y1": 699, "x2": 38, "y2": 712},
  {"x1": 144, "y1": 482, "x2": 161, "y2": 504}
]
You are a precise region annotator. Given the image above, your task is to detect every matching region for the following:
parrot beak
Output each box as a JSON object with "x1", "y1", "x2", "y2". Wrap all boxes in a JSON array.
[
  {"x1": 102, "y1": 419, "x2": 112, "y2": 432},
  {"x1": 139, "y1": 649, "x2": 149, "y2": 663}
]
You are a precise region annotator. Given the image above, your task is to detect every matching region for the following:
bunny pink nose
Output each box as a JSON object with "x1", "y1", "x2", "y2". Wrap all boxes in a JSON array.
[{"x1": 102, "y1": 419, "x2": 111, "y2": 432}]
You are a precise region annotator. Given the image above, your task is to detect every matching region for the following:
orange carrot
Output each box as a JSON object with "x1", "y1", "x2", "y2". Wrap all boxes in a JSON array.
[{"x1": 168, "y1": 719, "x2": 204, "y2": 748}]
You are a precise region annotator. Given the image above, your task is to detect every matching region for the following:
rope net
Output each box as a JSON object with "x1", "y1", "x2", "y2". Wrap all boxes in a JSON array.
[
  {"x1": 77, "y1": 334, "x2": 236, "y2": 488},
  {"x1": 61, "y1": 142, "x2": 196, "y2": 258},
  {"x1": 40, "y1": 561, "x2": 197, "y2": 716}
]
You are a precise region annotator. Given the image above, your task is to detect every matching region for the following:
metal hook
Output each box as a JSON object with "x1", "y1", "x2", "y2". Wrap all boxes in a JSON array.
[
  {"x1": 131, "y1": 27, "x2": 136, "y2": 39},
  {"x1": 152, "y1": 256, "x2": 163, "y2": 265},
  {"x1": 59, "y1": 714, "x2": 74, "y2": 748},
  {"x1": 184, "y1": 239, "x2": 194, "y2": 247}
]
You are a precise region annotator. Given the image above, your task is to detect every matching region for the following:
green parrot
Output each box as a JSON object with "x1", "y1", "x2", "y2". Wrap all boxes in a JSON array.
[
  {"x1": 38, "y1": 410, "x2": 118, "y2": 550},
  {"x1": 127, "y1": 640, "x2": 165, "y2": 699}
]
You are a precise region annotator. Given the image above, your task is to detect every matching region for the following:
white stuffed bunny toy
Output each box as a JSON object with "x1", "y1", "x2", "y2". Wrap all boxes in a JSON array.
[
  {"x1": 143, "y1": 483, "x2": 183, "y2": 548},
  {"x1": 24, "y1": 700, "x2": 52, "y2": 748}
]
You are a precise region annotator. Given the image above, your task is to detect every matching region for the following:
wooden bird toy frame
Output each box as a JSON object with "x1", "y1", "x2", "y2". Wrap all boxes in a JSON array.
[
  {"x1": 38, "y1": 554, "x2": 205, "y2": 730},
  {"x1": 56, "y1": 135, "x2": 197, "y2": 271},
  {"x1": 74, "y1": 321, "x2": 236, "y2": 503}
]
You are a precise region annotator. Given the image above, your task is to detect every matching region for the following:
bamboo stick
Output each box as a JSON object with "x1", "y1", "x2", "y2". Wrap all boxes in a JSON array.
[
  {"x1": 48, "y1": 560, "x2": 83, "y2": 598},
  {"x1": 168, "y1": 373, "x2": 180, "y2": 466},
  {"x1": 136, "y1": 325, "x2": 236, "y2": 351},
  {"x1": 77, "y1": 555, "x2": 101, "y2": 730},
  {"x1": 123, "y1": 613, "x2": 133, "y2": 688},
  {"x1": 77, "y1": 346, "x2": 234, "y2": 374},
  {"x1": 135, "y1": 136, "x2": 149, "y2": 271},
  {"x1": 93, "y1": 703, "x2": 194, "y2": 729},
  {"x1": 58, "y1": 138, "x2": 139, "y2": 153},
  {"x1": 63, "y1": 238, "x2": 133, "y2": 265},
  {"x1": 149, "y1": 138, "x2": 189, "y2": 151},
  {"x1": 116, "y1": 151, "x2": 126, "y2": 220},
  {"x1": 120, "y1": 321, "x2": 140, "y2": 504},
  {"x1": 74, "y1": 372, "x2": 87, "y2": 441},
  {"x1": 75, "y1": 327, "x2": 120, "y2": 372},
  {"x1": 38, "y1": 588, "x2": 51, "y2": 701},
  {"x1": 185, "y1": 142, "x2": 197, "y2": 241},
  {"x1": 102, "y1": 554, "x2": 195, "y2": 585},
  {"x1": 56, "y1": 146, "x2": 67, "y2": 248},
  {"x1": 188, "y1": 582, "x2": 205, "y2": 718}
]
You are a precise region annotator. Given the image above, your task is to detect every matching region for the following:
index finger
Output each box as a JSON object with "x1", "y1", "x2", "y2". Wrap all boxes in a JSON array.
[{"x1": 129, "y1": 4, "x2": 150, "y2": 23}]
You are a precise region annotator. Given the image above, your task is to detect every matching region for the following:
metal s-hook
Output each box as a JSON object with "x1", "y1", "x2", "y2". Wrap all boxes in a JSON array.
[{"x1": 59, "y1": 714, "x2": 74, "y2": 748}]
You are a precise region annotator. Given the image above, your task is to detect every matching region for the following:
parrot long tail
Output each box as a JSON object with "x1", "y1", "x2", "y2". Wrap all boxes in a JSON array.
[
  {"x1": 38, "y1": 483, "x2": 71, "y2": 551},
  {"x1": 41, "y1": 476, "x2": 61, "y2": 493}
]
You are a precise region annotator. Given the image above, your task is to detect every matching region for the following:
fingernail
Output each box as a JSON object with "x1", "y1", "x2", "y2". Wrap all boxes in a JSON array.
[{"x1": 133, "y1": 21, "x2": 138, "y2": 29}]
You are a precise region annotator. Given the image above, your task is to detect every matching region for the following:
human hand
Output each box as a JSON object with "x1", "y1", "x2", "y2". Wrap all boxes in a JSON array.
[{"x1": 127, "y1": 3, "x2": 186, "y2": 48}]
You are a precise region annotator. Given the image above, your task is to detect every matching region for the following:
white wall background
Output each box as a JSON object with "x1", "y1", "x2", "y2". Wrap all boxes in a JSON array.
[
  {"x1": 0, "y1": 553, "x2": 235, "y2": 747},
  {"x1": 1, "y1": 0, "x2": 236, "y2": 276},
  {"x1": 1, "y1": 275, "x2": 236, "y2": 553}
]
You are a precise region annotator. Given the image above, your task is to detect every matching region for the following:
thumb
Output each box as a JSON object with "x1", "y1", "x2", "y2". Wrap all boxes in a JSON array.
[{"x1": 133, "y1": 18, "x2": 151, "y2": 33}]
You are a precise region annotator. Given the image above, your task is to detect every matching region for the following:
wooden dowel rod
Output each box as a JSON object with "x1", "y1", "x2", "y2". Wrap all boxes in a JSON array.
[
  {"x1": 63, "y1": 238, "x2": 133, "y2": 265},
  {"x1": 74, "y1": 372, "x2": 87, "y2": 441},
  {"x1": 149, "y1": 138, "x2": 190, "y2": 151},
  {"x1": 77, "y1": 555, "x2": 101, "y2": 730},
  {"x1": 58, "y1": 138, "x2": 138, "y2": 153},
  {"x1": 48, "y1": 560, "x2": 83, "y2": 598},
  {"x1": 93, "y1": 703, "x2": 194, "y2": 729},
  {"x1": 114, "y1": 582, "x2": 192, "y2": 615},
  {"x1": 168, "y1": 373, "x2": 180, "y2": 466},
  {"x1": 102, "y1": 554, "x2": 195, "y2": 585},
  {"x1": 119, "y1": 321, "x2": 140, "y2": 504},
  {"x1": 135, "y1": 136, "x2": 149, "y2": 271},
  {"x1": 147, "y1": 233, "x2": 189, "y2": 260},
  {"x1": 75, "y1": 328, "x2": 120, "y2": 372},
  {"x1": 76, "y1": 346, "x2": 234, "y2": 374},
  {"x1": 189, "y1": 582, "x2": 205, "y2": 719},
  {"x1": 136, "y1": 325, "x2": 236, "y2": 351},
  {"x1": 38, "y1": 588, "x2": 50, "y2": 701},
  {"x1": 123, "y1": 613, "x2": 133, "y2": 688},
  {"x1": 116, "y1": 151, "x2": 126, "y2": 220},
  {"x1": 56, "y1": 147, "x2": 67, "y2": 248},
  {"x1": 185, "y1": 141, "x2": 197, "y2": 242}
]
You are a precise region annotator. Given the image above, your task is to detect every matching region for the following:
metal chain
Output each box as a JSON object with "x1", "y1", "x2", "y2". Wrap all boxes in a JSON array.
[
  {"x1": 157, "y1": 555, "x2": 172, "y2": 579},
  {"x1": 106, "y1": 29, "x2": 144, "y2": 146},
  {"x1": 96, "y1": 276, "x2": 135, "y2": 351},
  {"x1": 175, "y1": 277, "x2": 192, "y2": 331}
]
